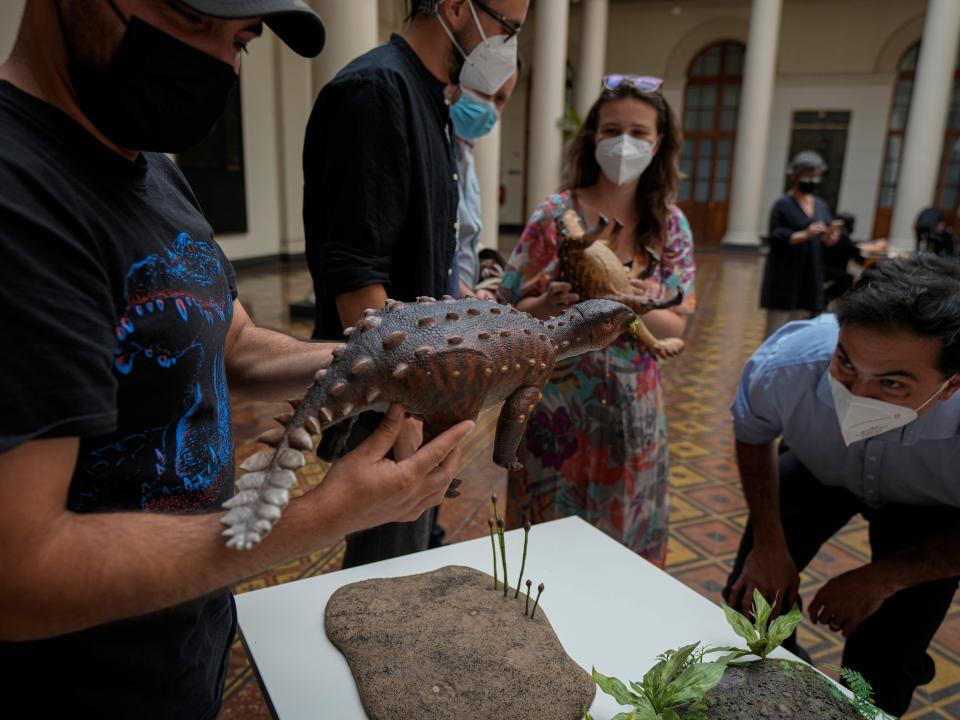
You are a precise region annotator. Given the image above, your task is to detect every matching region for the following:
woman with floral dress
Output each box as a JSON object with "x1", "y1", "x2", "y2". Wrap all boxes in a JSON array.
[{"x1": 498, "y1": 76, "x2": 695, "y2": 566}]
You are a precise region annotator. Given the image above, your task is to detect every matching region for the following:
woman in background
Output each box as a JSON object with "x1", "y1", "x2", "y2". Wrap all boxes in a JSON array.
[
  {"x1": 760, "y1": 150, "x2": 837, "y2": 338},
  {"x1": 497, "y1": 76, "x2": 695, "y2": 566}
]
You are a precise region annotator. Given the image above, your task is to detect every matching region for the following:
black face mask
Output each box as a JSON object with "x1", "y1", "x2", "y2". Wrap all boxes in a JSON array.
[
  {"x1": 57, "y1": 0, "x2": 238, "y2": 153},
  {"x1": 797, "y1": 178, "x2": 821, "y2": 194}
]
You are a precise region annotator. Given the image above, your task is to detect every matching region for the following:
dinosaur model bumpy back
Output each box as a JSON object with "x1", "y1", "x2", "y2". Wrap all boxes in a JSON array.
[
  {"x1": 220, "y1": 296, "x2": 636, "y2": 549},
  {"x1": 557, "y1": 209, "x2": 686, "y2": 358}
]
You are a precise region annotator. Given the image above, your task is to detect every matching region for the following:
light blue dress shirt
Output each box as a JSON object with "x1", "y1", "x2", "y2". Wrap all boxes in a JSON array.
[
  {"x1": 454, "y1": 140, "x2": 483, "y2": 290},
  {"x1": 731, "y1": 314, "x2": 960, "y2": 508}
]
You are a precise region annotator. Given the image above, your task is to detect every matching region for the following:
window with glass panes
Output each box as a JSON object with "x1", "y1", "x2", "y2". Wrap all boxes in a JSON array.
[
  {"x1": 876, "y1": 46, "x2": 918, "y2": 224},
  {"x1": 677, "y1": 41, "x2": 744, "y2": 245},
  {"x1": 875, "y1": 44, "x2": 960, "y2": 237},
  {"x1": 935, "y1": 74, "x2": 960, "y2": 212}
]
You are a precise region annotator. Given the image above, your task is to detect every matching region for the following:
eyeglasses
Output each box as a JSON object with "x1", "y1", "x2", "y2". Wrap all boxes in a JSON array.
[
  {"x1": 472, "y1": 0, "x2": 523, "y2": 40},
  {"x1": 602, "y1": 75, "x2": 664, "y2": 93}
]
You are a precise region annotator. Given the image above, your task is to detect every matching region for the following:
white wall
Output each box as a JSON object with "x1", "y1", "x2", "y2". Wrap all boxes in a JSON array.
[
  {"x1": 1, "y1": 1, "x2": 25, "y2": 60},
  {"x1": 762, "y1": 78, "x2": 894, "y2": 237},
  {"x1": 216, "y1": 32, "x2": 285, "y2": 260}
]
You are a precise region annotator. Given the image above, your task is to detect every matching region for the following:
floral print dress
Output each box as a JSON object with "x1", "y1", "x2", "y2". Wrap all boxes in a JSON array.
[{"x1": 498, "y1": 191, "x2": 696, "y2": 566}]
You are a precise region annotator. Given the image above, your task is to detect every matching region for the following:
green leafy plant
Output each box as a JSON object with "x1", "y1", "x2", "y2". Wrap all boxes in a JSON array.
[
  {"x1": 585, "y1": 642, "x2": 727, "y2": 720},
  {"x1": 561, "y1": 106, "x2": 583, "y2": 144},
  {"x1": 719, "y1": 589, "x2": 802, "y2": 661},
  {"x1": 824, "y1": 666, "x2": 898, "y2": 719}
]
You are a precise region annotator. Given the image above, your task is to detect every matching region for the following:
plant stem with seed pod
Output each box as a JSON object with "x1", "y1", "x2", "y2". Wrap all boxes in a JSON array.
[
  {"x1": 487, "y1": 518, "x2": 498, "y2": 590},
  {"x1": 496, "y1": 518, "x2": 508, "y2": 597},
  {"x1": 524, "y1": 579, "x2": 532, "y2": 616},
  {"x1": 514, "y1": 521, "x2": 531, "y2": 599},
  {"x1": 530, "y1": 583, "x2": 544, "y2": 619}
]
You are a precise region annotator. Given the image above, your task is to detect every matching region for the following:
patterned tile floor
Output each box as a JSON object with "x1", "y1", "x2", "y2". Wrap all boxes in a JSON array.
[{"x1": 219, "y1": 252, "x2": 959, "y2": 719}]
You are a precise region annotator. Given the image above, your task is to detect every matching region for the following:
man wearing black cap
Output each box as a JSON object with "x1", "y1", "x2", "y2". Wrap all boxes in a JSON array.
[{"x1": 0, "y1": 2, "x2": 472, "y2": 716}]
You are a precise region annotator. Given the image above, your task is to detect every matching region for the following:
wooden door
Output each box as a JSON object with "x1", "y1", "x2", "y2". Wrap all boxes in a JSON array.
[{"x1": 676, "y1": 41, "x2": 744, "y2": 247}]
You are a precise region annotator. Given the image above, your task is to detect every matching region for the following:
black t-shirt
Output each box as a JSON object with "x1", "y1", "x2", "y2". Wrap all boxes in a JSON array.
[
  {"x1": 303, "y1": 34, "x2": 460, "y2": 340},
  {"x1": 0, "y1": 81, "x2": 238, "y2": 718}
]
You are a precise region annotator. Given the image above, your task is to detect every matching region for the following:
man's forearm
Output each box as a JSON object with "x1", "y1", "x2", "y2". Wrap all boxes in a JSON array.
[
  {"x1": 872, "y1": 524, "x2": 960, "y2": 591},
  {"x1": 225, "y1": 298, "x2": 340, "y2": 402},
  {"x1": 226, "y1": 322, "x2": 336, "y2": 402},
  {"x1": 336, "y1": 284, "x2": 388, "y2": 329},
  {"x1": 736, "y1": 440, "x2": 787, "y2": 546},
  {"x1": 3, "y1": 494, "x2": 345, "y2": 641}
]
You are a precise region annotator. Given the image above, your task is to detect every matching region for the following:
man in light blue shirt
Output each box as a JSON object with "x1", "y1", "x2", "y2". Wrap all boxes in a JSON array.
[
  {"x1": 725, "y1": 255, "x2": 960, "y2": 716},
  {"x1": 449, "y1": 64, "x2": 520, "y2": 299}
]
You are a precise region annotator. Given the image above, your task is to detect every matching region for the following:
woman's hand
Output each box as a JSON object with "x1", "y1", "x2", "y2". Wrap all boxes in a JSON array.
[
  {"x1": 522, "y1": 281, "x2": 579, "y2": 320},
  {"x1": 789, "y1": 221, "x2": 828, "y2": 245},
  {"x1": 628, "y1": 278, "x2": 655, "y2": 296}
]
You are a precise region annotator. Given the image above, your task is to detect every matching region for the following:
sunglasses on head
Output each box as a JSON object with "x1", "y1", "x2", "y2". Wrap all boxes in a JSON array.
[{"x1": 602, "y1": 75, "x2": 664, "y2": 93}]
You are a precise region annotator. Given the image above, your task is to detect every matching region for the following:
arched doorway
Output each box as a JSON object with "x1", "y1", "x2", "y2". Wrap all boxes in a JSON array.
[
  {"x1": 874, "y1": 43, "x2": 960, "y2": 238},
  {"x1": 677, "y1": 41, "x2": 744, "y2": 246}
]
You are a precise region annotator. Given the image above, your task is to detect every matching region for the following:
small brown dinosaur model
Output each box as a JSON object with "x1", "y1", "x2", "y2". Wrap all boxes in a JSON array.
[
  {"x1": 220, "y1": 296, "x2": 636, "y2": 550},
  {"x1": 556, "y1": 209, "x2": 686, "y2": 358}
]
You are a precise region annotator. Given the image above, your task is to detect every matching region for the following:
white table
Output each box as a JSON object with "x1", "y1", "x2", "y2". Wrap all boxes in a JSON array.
[{"x1": 235, "y1": 516, "x2": 796, "y2": 719}]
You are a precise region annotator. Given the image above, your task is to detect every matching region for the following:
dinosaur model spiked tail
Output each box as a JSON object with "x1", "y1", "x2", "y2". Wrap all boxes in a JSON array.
[
  {"x1": 219, "y1": 401, "x2": 322, "y2": 550},
  {"x1": 219, "y1": 352, "x2": 355, "y2": 550}
]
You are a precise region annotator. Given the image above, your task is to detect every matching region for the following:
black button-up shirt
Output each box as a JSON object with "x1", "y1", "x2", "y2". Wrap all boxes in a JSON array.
[{"x1": 304, "y1": 34, "x2": 460, "y2": 340}]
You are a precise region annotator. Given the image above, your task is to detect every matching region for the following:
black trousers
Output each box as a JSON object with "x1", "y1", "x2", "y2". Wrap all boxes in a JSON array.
[{"x1": 723, "y1": 451, "x2": 960, "y2": 716}]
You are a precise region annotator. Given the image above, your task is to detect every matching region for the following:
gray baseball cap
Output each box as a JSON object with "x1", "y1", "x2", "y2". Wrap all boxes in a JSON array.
[{"x1": 180, "y1": 0, "x2": 326, "y2": 57}]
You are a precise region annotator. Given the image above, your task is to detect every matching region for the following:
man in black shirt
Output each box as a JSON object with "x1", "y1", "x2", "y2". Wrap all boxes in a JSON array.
[
  {"x1": 0, "y1": 2, "x2": 471, "y2": 717},
  {"x1": 304, "y1": 0, "x2": 529, "y2": 567}
]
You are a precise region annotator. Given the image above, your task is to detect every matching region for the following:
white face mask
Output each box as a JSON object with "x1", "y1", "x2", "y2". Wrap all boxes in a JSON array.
[
  {"x1": 828, "y1": 371, "x2": 953, "y2": 446},
  {"x1": 595, "y1": 134, "x2": 655, "y2": 186},
  {"x1": 437, "y1": 1, "x2": 518, "y2": 95}
]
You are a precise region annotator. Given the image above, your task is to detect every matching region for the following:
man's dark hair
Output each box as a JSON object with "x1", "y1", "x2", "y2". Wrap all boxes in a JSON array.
[{"x1": 832, "y1": 254, "x2": 960, "y2": 376}]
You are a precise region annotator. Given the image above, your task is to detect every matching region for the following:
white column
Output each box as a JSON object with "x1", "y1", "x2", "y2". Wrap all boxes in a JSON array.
[
  {"x1": 274, "y1": 44, "x2": 314, "y2": 255},
  {"x1": 473, "y1": 123, "x2": 502, "y2": 250},
  {"x1": 888, "y1": 0, "x2": 960, "y2": 250},
  {"x1": 271, "y1": 0, "x2": 376, "y2": 255},
  {"x1": 721, "y1": 0, "x2": 782, "y2": 247},
  {"x1": 310, "y1": 0, "x2": 379, "y2": 96},
  {"x1": 526, "y1": 0, "x2": 570, "y2": 214},
  {"x1": 575, "y1": 0, "x2": 608, "y2": 121},
  {"x1": 0, "y1": 0, "x2": 25, "y2": 61}
]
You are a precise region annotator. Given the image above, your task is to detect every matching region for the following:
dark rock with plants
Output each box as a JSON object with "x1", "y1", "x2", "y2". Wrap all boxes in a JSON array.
[
  {"x1": 702, "y1": 658, "x2": 863, "y2": 720},
  {"x1": 587, "y1": 590, "x2": 894, "y2": 720}
]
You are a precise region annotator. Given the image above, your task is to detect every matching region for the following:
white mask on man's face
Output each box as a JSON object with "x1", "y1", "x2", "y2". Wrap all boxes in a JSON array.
[
  {"x1": 437, "y1": 0, "x2": 518, "y2": 95},
  {"x1": 595, "y1": 134, "x2": 655, "y2": 186},
  {"x1": 828, "y1": 372, "x2": 953, "y2": 446}
]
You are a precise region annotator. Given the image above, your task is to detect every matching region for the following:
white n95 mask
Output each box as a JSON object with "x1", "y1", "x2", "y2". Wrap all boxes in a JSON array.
[
  {"x1": 595, "y1": 134, "x2": 655, "y2": 186},
  {"x1": 828, "y1": 371, "x2": 953, "y2": 446},
  {"x1": 437, "y1": 1, "x2": 518, "y2": 95}
]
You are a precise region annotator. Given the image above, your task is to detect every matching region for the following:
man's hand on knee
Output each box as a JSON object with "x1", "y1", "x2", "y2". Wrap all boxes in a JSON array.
[{"x1": 808, "y1": 564, "x2": 899, "y2": 637}]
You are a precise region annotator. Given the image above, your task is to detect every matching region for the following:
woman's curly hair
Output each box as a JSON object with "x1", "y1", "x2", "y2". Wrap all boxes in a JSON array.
[{"x1": 561, "y1": 83, "x2": 683, "y2": 251}]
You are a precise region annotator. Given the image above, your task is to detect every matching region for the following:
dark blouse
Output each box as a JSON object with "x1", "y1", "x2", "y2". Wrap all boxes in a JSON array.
[{"x1": 760, "y1": 193, "x2": 832, "y2": 312}]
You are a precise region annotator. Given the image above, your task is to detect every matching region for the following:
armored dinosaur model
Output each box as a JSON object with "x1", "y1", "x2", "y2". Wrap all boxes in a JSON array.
[
  {"x1": 556, "y1": 209, "x2": 686, "y2": 358},
  {"x1": 220, "y1": 296, "x2": 636, "y2": 550}
]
